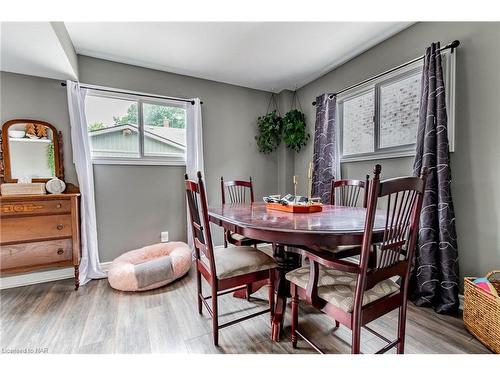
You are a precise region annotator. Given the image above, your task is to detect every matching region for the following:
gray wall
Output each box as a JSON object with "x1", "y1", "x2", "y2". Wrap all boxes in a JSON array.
[
  {"x1": 1, "y1": 61, "x2": 279, "y2": 262},
  {"x1": 78, "y1": 56, "x2": 278, "y2": 262},
  {"x1": 295, "y1": 22, "x2": 500, "y2": 284},
  {"x1": 0, "y1": 71, "x2": 78, "y2": 185}
]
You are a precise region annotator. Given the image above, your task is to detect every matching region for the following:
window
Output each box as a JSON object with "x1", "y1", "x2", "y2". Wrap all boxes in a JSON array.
[
  {"x1": 338, "y1": 50, "x2": 456, "y2": 162},
  {"x1": 85, "y1": 90, "x2": 187, "y2": 165}
]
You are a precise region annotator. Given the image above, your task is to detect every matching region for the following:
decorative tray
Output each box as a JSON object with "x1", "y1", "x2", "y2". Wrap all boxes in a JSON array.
[{"x1": 265, "y1": 202, "x2": 323, "y2": 213}]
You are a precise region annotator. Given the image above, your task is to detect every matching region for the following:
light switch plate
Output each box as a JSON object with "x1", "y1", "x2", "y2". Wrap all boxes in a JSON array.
[{"x1": 161, "y1": 231, "x2": 169, "y2": 242}]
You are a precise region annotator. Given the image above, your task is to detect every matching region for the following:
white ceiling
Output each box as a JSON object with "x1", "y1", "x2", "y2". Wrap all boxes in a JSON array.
[
  {"x1": 1, "y1": 22, "x2": 412, "y2": 91},
  {"x1": 0, "y1": 22, "x2": 78, "y2": 81},
  {"x1": 65, "y1": 22, "x2": 412, "y2": 92}
]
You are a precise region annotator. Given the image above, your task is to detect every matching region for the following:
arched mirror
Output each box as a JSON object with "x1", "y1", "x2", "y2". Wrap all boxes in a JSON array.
[{"x1": 1, "y1": 119, "x2": 63, "y2": 183}]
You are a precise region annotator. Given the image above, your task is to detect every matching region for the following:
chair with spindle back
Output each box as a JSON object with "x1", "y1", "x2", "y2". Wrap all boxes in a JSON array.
[
  {"x1": 287, "y1": 165, "x2": 428, "y2": 354},
  {"x1": 220, "y1": 176, "x2": 266, "y2": 248},
  {"x1": 186, "y1": 172, "x2": 276, "y2": 346},
  {"x1": 318, "y1": 176, "x2": 370, "y2": 261},
  {"x1": 330, "y1": 176, "x2": 370, "y2": 207}
]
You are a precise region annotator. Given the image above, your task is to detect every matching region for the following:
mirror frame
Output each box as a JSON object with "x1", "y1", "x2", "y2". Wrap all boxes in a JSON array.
[{"x1": 1, "y1": 119, "x2": 64, "y2": 183}]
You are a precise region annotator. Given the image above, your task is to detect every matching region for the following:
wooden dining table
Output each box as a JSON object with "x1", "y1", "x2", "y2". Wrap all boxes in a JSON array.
[{"x1": 208, "y1": 202, "x2": 387, "y2": 342}]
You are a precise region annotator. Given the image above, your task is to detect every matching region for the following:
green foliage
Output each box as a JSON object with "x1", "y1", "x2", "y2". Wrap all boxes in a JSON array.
[
  {"x1": 88, "y1": 122, "x2": 105, "y2": 131},
  {"x1": 47, "y1": 143, "x2": 55, "y2": 176},
  {"x1": 282, "y1": 109, "x2": 309, "y2": 152},
  {"x1": 113, "y1": 103, "x2": 138, "y2": 125},
  {"x1": 255, "y1": 110, "x2": 283, "y2": 154},
  {"x1": 113, "y1": 103, "x2": 186, "y2": 129}
]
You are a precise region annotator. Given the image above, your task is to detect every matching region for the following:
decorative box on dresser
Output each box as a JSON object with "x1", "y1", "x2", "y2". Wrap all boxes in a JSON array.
[{"x1": 0, "y1": 193, "x2": 81, "y2": 289}]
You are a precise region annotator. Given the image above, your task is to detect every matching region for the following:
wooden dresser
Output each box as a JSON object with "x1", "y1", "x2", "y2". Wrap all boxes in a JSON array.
[{"x1": 0, "y1": 193, "x2": 81, "y2": 289}]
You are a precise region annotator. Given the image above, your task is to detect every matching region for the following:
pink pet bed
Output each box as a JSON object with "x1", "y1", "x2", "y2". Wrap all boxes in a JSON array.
[{"x1": 108, "y1": 242, "x2": 192, "y2": 292}]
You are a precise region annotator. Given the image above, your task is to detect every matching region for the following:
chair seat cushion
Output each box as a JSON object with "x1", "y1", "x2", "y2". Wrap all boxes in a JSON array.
[
  {"x1": 204, "y1": 246, "x2": 277, "y2": 279},
  {"x1": 108, "y1": 242, "x2": 192, "y2": 292},
  {"x1": 229, "y1": 233, "x2": 250, "y2": 242},
  {"x1": 320, "y1": 244, "x2": 360, "y2": 253},
  {"x1": 228, "y1": 232, "x2": 263, "y2": 245},
  {"x1": 285, "y1": 265, "x2": 399, "y2": 312}
]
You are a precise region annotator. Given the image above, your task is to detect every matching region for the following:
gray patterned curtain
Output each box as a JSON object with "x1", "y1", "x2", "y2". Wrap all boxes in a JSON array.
[
  {"x1": 312, "y1": 94, "x2": 337, "y2": 203},
  {"x1": 411, "y1": 42, "x2": 459, "y2": 314}
]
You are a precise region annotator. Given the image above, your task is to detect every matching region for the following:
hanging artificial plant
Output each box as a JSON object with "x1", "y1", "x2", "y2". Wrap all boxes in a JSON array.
[
  {"x1": 282, "y1": 91, "x2": 309, "y2": 152},
  {"x1": 255, "y1": 94, "x2": 283, "y2": 154}
]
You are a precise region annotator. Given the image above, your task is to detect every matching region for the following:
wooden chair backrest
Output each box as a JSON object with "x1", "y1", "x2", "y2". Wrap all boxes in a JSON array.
[
  {"x1": 330, "y1": 176, "x2": 370, "y2": 207},
  {"x1": 220, "y1": 176, "x2": 255, "y2": 204},
  {"x1": 359, "y1": 164, "x2": 428, "y2": 291},
  {"x1": 185, "y1": 172, "x2": 216, "y2": 275}
]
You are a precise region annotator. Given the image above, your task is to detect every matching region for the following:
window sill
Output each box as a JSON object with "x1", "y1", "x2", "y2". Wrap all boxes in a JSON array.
[
  {"x1": 340, "y1": 150, "x2": 416, "y2": 163},
  {"x1": 91, "y1": 158, "x2": 186, "y2": 166}
]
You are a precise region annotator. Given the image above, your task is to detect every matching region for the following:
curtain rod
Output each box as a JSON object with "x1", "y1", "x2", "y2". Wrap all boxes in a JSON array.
[
  {"x1": 60, "y1": 82, "x2": 203, "y2": 105},
  {"x1": 311, "y1": 40, "x2": 460, "y2": 106}
]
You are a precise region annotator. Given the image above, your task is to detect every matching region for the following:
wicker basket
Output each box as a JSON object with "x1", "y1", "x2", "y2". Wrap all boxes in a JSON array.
[{"x1": 463, "y1": 270, "x2": 500, "y2": 353}]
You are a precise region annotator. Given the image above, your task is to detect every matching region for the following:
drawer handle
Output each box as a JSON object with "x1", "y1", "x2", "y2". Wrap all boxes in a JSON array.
[
  {"x1": 56, "y1": 203, "x2": 62, "y2": 209},
  {"x1": 57, "y1": 224, "x2": 64, "y2": 230},
  {"x1": 57, "y1": 248, "x2": 64, "y2": 255}
]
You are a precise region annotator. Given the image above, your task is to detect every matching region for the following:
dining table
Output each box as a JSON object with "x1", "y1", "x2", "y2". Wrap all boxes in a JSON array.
[{"x1": 208, "y1": 202, "x2": 387, "y2": 342}]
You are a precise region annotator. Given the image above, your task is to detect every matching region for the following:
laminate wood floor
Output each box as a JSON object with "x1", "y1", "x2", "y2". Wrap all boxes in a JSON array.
[{"x1": 0, "y1": 268, "x2": 492, "y2": 354}]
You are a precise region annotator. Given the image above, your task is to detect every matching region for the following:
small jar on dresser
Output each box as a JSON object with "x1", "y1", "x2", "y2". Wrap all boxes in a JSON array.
[{"x1": 0, "y1": 119, "x2": 81, "y2": 289}]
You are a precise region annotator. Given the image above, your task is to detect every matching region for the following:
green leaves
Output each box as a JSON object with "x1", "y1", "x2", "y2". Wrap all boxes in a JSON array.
[
  {"x1": 282, "y1": 109, "x2": 310, "y2": 152},
  {"x1": 255, "y1": 110, "x2": 283, "y2": 154},
  {"x1": 88, "y1": 122, "x2": 105, "y2": 131},
  {"x1": 255, "y1": 109, "x2": 310, "y2": 154}
]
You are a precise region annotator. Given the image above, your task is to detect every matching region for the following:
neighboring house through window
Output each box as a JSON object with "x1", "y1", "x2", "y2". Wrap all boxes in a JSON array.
[{"x1": 85, "y1": 90, "x2": 187, "y2": 165}]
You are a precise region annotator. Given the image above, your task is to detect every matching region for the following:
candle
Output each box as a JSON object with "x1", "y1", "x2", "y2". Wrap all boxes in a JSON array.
[
  {"x1": 293, "y1": 175, "x2": 298, "y2": 197},
  {"x1": 307, "y1": 161, "x2": 313, "y2": 199}
]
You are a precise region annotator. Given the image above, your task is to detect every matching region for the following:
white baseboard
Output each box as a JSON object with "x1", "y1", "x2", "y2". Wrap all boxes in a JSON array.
[
  {"x1": 99, "y1": 261, "x2": 112, "y2": 273},
  {"x1": 0, "y1": 261, "x2": 112, "y2": 290}
]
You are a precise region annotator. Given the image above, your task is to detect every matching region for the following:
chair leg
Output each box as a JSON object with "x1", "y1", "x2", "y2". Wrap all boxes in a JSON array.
[
  {"x1": 246, "y1": 284, "x2": 252, "y2": 301},
  {"x1": 211, "y1": 286, "x2": 219, "y2": 346},
  {"x1": 223, "y1": 230, "x2": 228, "y2": 248},
  {"x1": 196, "y1": 269, "x2": 202, "y2": 315},
  {"x1": 291, "y1": 284, "x2": 299, "y2": 348},
  {"x1": 397, "y1": 304, "x2": 407, "y2": 354},
  {"x1": 268, "y1": 269, "x2": 275, "y2": 322},
  {"x1": 351, "y1": 321, "x2": 361, "y2": 354}
]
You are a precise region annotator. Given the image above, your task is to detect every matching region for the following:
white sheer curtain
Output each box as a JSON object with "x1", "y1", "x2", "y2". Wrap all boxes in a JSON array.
[
  {"x1": 66, "y1": 81, "x2": 106, "y2": 284},
  {"x1": 186, "y1": 98, "x2": 204, "y2": 247}
]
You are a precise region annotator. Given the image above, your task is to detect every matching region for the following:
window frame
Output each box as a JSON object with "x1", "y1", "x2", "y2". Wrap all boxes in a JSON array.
[
  {"x1": 338, "y1": 49, "x2": 456, "y2": 163},
  {"x1": 86, "y1": 89, "x2": 188, "y2": 166}
]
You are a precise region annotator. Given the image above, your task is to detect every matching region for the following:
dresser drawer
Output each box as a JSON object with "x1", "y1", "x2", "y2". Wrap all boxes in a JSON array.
[
  {"x1": 1, "y1": 199, "x2": 71, "y2": 217},
  {"x1": 1, "y1": 239, "x2": 72, "y2": 272},
  {"x1": 0, "y1": 214, "x2": 72, "y2": 244}
]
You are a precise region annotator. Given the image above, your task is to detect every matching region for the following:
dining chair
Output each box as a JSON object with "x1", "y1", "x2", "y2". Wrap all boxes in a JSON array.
[
  {"x1": 330, "y1": 176, "x2": 370, "y2": 207},
  {"x1": 320, "y1": 175, "x2": 370, "y2": 261},
  {"x1": 185, "y1": 172, "x2": 277, "y2": 346},
  {"x1": 287, "y1": 164, "x2": 428, "y2": 354},
  {"x1": 220, "y1": 176, "x2": 265, "y2": 248}
]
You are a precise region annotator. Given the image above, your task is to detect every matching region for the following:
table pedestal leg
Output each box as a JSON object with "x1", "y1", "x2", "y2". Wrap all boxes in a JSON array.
[{"x1": 271, "y1": 243, "x2": 301, "y2": 342}]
